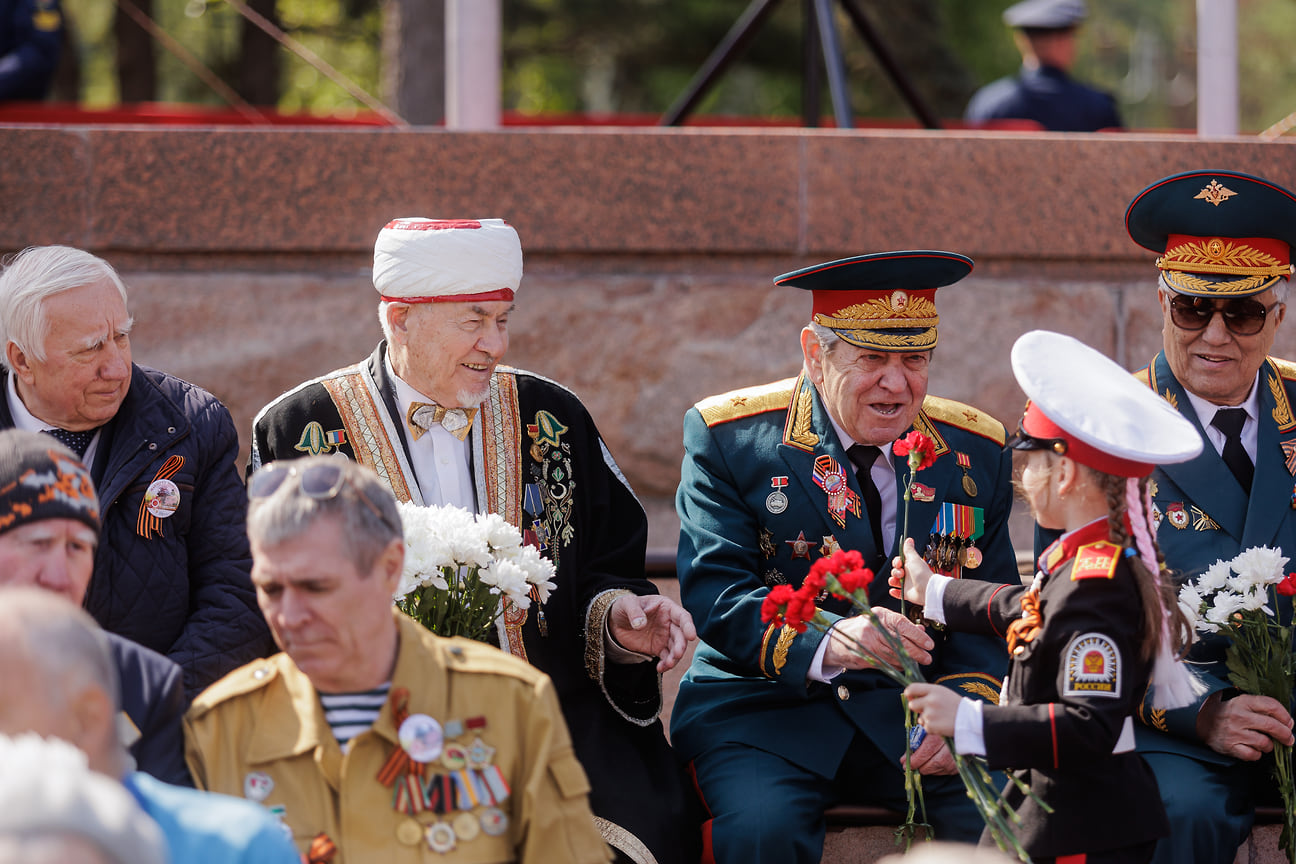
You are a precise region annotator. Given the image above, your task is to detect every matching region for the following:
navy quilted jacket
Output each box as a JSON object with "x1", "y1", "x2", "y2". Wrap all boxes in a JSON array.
[{"x1": 1, "y1": 366, "x2": 274, "y2": 698}]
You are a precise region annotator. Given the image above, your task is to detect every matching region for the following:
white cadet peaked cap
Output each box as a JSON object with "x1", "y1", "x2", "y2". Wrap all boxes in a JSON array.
[
  {"x1": 1010, "y1": 330, "x2": 1202, "y2": 477},
  {"x1": 373, "y1": 218, "x2": 523, "y2": 303}
]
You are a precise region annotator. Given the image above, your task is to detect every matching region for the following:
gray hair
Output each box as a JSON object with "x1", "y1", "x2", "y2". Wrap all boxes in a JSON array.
[
  {"x1": 806, "y1": 321, "x2": 843, "y2": 355},
  {"x1": 0, "y1": 587, "x2": 120, "y2": 714},
  {"x1": 247, "y1": 456, "x2": 403, "y2": 573},
  {"x1": 0, "y1": 247, "x2": 129, "y2": 368},
  {"x1": 0, "y1": 734, "x2": 166, "y2": 864},
  {"x1": 378, "y1": 299, "x2": 396, "y2": 343}
]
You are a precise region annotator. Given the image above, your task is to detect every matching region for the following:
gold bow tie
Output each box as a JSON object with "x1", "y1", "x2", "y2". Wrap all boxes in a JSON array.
[{"x1": 406, "y1": 402, "x2": 477, "y2": 441}]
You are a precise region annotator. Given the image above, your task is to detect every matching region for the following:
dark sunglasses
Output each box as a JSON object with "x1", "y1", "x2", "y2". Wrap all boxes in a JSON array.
[
  {"x1": 249, "y1": 461, "x2": 400, "y2": 535},
  {"x1": 1168, "y1": 295, "x2": 1280, "y2": 337}
]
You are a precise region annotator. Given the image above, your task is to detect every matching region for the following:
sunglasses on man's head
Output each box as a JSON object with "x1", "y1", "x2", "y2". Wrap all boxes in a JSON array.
[
  {"x1": 1167, "y1": 294, "x2": 1280, "y2": 337},
  {"x1": 249, "y1": 461, "x2": 399, "y2": 535}
]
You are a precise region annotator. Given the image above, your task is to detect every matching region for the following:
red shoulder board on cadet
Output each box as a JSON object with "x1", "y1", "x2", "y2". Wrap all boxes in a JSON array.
[{"x1": 1071, "y1": 541, "x2": 1120, "y2": 581}]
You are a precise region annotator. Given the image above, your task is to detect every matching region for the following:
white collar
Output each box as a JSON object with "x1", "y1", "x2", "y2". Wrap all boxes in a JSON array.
[{"x1": 1181, "y1": 374, "x2": 1259, "y2": 428}]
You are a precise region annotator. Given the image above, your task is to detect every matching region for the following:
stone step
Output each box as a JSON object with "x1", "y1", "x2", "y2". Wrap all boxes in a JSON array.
[{"x1": 820, "y1": 807, "x2": 1289, "y2": 864}]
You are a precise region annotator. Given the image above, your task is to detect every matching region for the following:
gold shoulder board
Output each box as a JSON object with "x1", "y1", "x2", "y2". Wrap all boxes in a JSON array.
[
  {"x1": 1270, "y1": 356, "x2": 1296, "y2": 382},
  {"x1": 920, "y1": 395, "x2": 1006, "y2": 446},
  {"x1": 696, "y1": 378, "x2": 797, "y2": 427}
]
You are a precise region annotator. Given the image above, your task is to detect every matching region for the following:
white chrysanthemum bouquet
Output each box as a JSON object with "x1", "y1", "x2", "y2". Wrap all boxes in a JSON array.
[
  {"x1": 1179, "y1": 545, "x2": 1296, "y2": 860},
  {"x1": 393, "y1": 502, "x2": 557, "y2": 643}
]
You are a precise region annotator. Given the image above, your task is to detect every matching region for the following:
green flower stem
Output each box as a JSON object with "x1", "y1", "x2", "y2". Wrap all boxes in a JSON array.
[
  {"x1": 397, "y1": 565, "x2": 508, "y2": 642},
  {"x1": 809, "y1": 581, "x2": 1030, "y2": 857}
]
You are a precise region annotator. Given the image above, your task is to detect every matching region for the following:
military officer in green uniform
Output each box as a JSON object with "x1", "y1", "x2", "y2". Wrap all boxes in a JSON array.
[
  {"x1": 1121, "y1": 170, "x2": 1296, "y2": 864},
  {"x1": 184, "y1": 457, "x2": 611, "y2": 863},
  {"x1": 671, "y1": 251, "x2": 1021, "y2": 863}
]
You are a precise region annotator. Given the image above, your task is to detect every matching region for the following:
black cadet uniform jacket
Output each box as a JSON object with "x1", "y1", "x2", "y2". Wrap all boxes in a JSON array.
[{"x1": 942, "y1": 518, "x2": 1167, "y2": 858}]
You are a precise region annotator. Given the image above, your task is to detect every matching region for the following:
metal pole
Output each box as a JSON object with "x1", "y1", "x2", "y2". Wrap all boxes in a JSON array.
[
  {"x1": 445, "y1": 0, "x2": 500, "y2": 130},
  {"x1": 813, "y1": 0, "x2": 853, "y2": 127},
  {"x1": 838, "y1": 0, "x2": 940, "y2": 129},
  {"x1": 661, "y1": 0, "x2": 783, "y2": 126},
  {"x1": 1196, "y1": 0, "x2": 1238, "y2": 136},
  {"x1": 802, "y1": 0, "x2": 821, "y2": 126}
]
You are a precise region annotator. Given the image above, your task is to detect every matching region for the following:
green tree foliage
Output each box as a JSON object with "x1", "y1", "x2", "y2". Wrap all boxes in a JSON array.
[{"x1": 53, "y1": 0, "x2": 1296, "y2": 133}]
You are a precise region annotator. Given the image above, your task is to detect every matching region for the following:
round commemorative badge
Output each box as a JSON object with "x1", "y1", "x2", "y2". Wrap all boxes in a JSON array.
[
  {"x1": 398, "y1": 714, "x2": 444, "y2": 764},
  {"x1": 144, "y1": 478, "x2": 181, "y2": 519}
]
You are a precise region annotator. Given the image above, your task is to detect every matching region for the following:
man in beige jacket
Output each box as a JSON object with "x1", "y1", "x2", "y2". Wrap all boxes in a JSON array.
[{"x1": 185, "y1": 457, "x2": 610, "y2": 863}]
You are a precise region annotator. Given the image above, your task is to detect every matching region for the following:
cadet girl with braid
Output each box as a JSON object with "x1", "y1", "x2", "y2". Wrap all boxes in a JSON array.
[{"x1": 889, "y1": 330, "x2": 1206, "y2": 864}]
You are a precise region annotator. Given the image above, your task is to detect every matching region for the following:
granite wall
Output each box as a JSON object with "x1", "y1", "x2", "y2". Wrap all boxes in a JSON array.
[{"x1": 4, "y1": 125, "x2": 1295, "y2": 555}]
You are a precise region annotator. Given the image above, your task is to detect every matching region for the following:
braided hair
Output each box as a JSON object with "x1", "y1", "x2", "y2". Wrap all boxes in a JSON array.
[{"x1": 1097, "y1": 471, "x2": 1194, "y2": 662}]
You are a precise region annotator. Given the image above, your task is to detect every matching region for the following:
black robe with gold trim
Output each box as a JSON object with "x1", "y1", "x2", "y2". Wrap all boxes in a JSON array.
[{"x1": 251, "y1": 343, "x2": 696, "y2": 864}]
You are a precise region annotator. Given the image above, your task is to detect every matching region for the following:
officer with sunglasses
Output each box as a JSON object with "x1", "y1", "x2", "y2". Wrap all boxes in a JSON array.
[{"x1": 1121, "y1": 170, "x2": 1296, "y2": 864}]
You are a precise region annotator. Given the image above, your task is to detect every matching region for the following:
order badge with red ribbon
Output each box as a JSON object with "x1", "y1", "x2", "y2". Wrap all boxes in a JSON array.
[{"x1": 812, "y1": 455, "x2": 861, "y2": 528}]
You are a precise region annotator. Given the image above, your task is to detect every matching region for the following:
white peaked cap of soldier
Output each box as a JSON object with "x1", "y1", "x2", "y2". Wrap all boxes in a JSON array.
[
  {"x1": 1011, "y1": 330, "x2": 1202, "y2": 476},
  {"x1": 373, "y1": 218, "x2": 523, "y2": 303}
]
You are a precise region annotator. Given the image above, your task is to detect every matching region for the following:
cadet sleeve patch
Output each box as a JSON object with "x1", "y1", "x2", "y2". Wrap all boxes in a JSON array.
[
  {"x1": 1063, "y1": 632, "x2": 1121, "y2": 698},
  {"x1": 920, "y1": 395, "x2": 1006, "y2": 446},
  {"x1": 696, "y1": 378, "x2": 798, "y2": 427},
  {"x1": 1071, "y1": 541, "x2": 1119, "y2": 581}
]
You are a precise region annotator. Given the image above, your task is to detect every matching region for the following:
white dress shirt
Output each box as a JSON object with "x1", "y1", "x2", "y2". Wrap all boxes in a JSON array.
[
  {"x1": 1182, "y1": 376, "x2": 1259, "y2": 465},
  {"x1": 384, "y1": 356, "x2": 475, "y2": 511}
]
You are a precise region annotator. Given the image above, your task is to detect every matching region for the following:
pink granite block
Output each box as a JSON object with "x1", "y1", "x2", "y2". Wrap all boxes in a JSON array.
[
  {"x1": 0, "y1": 127, "x2": 90, "y2": 248},
  {"x1": 803, "y1": 133, "x2": 1296, "y2": 261},
  {"x1": 86, "y1": 128, "x2": 803, "y2": 255}
]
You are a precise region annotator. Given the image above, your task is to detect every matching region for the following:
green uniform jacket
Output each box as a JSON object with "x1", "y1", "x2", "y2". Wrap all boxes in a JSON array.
[
  {"x1": 671, "y1": 373, "x2": 1018, "y2": 774},
  {"x1": 1133, "y1": 351, "x2": 1296, "y2": 763}
]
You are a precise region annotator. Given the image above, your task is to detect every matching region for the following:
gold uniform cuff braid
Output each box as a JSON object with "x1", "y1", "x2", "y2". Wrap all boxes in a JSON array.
[{"x1": 584, "y1": 588, "x2": 663, "y2": 727}]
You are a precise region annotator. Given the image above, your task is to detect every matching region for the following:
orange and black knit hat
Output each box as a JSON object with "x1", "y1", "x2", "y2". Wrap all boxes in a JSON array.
[{"x1": 0, "y1": 429, "x2": 100, "y2": 537}]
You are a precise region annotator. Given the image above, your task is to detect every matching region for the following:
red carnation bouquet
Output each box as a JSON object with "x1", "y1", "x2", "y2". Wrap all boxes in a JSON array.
[
  {"x1": 761, "y1": 431, "x2": 1037, "y2": 860},
  {"x1": 762, "y1": 549, "x2": 1035, "y2": 859}
]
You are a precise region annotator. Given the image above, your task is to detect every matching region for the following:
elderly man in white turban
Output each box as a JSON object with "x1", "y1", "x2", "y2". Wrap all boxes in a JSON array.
[{"x1": 250, "y1": 218, "x2": 699, "y2": 864}]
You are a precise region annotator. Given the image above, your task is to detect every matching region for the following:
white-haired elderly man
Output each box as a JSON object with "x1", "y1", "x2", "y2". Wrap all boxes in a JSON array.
[
  {"x1": 0, "y1": 245, "x2": 273, "y2": 698},
  {"x1": 250, "y1": 218, "x2": 698, "y2": 864}
]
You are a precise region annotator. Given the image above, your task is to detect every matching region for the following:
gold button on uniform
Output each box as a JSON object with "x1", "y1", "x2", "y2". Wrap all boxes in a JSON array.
[{"x1": 837, "y1": 684, "x2": 850, "y2": 701}]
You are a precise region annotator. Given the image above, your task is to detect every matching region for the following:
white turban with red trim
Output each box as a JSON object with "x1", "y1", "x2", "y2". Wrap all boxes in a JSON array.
[{"x1": 373, "y1": 218, "x2": 523, "y2": 303}]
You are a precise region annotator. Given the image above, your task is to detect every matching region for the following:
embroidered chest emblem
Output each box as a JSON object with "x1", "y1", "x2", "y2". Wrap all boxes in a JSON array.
[
  {"x1": 525, "y1": 411, "x2": 576, "y2": 567},
  {"x1": 294, "y1": 421, "x2": 346, "y2": 456}
]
